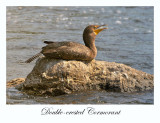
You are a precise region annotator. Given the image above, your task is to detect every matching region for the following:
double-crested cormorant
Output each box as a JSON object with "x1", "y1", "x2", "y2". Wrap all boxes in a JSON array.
[{"x1": 25, "y1": 25, "x2": 107, "y2": 63}]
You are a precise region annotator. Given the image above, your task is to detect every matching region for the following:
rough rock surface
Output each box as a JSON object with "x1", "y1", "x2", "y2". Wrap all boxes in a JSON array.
[
  {"x1": 16, "y1": 57, "x2": 153, "y2": 96},
  {"x1": 7, "y1": 78, "x2": 25, "y2": 88}
]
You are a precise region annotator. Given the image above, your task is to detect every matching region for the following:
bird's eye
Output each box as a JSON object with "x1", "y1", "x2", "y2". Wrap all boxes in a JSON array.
[{"x1": 94, "y1": 26, "x2": 97, "y2": 29}]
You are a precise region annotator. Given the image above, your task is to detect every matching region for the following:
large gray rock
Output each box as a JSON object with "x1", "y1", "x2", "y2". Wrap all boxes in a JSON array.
[{"x1": 16, "y1": 57, "x2": 153, "y2": 96}]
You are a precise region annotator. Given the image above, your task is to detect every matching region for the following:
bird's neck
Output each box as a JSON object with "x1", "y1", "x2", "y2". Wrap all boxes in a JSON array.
[
  {"x1": 88, "y1": 41, "x2": 97, "y2": 57},
  {"x1": 83, "y1": 35, "x2": 97, "y2": 57}
]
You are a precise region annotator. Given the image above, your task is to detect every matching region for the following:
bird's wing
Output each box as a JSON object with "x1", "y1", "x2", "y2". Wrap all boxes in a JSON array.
[{"x1": 41, "y1": 42, "x2": 83, "y2": 54}]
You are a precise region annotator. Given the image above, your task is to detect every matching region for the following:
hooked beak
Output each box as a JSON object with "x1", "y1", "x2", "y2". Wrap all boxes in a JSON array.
[{"x1": 94, "y1": 24, "x2": 108, "y2": 35}]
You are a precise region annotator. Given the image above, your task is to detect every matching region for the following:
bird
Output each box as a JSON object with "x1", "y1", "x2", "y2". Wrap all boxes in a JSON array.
[{"x1": 25, "y1": 25, "x2": 108, "y2": 63}]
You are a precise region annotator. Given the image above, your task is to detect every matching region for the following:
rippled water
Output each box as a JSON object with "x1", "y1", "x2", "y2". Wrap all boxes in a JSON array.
[
  {"x1": 7, "y1": 88, "x2": 153, "y2": 104},
  {"x1": 6, "y1": 6, "x2": 154, "y2": 104}
]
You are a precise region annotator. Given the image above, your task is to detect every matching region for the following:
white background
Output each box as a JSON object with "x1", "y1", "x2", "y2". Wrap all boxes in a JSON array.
[{"x1": 0, "y1": 0, "x2": 160, "y2": 123}]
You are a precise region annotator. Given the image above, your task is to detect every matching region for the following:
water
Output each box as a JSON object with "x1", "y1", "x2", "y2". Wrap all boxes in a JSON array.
[
  {"x1": 6, "y1": 6, "x2": 154, "y2": 104},
  {"x1": 7, "y1": 88, "x2": 153, "y2": 104}
]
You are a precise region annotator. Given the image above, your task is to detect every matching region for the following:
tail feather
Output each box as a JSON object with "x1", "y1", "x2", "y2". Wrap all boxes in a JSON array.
[
  {"x1": 44, "y1": 41, "x2": 54, "y2": 44},
  {"x1": 25, "y1": 53, "x2": 42, "y2": 63}
]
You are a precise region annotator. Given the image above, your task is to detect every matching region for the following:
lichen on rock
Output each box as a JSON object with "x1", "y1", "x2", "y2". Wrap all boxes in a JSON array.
[
  {"x1": 7, "y1": 78, "x2": 25, "y2": 88},
  {"x1": 12, "y1": 57, "x2": 154, "y2": 96}
]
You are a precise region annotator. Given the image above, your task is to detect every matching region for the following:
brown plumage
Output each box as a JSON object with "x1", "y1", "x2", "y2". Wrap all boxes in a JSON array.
[{"x1": 25, "y1": 25, "x2": 107, "y2": 63}]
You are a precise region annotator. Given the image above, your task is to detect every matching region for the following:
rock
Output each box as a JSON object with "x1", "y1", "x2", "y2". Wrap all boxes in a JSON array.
[
  {"x1": 16, "y1": 57, "x2": 153, "y2": 96},
  {"x1": 7, "y1": 78, "x2": 25, "y2": 88}
]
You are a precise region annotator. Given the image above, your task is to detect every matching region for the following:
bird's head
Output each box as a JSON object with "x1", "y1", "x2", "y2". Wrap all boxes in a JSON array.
[
  {"x1": 83, "y1": 25, "x2": 108, "y2": 36},
  {"x1": 83, "y1": 25, "x2": 108, "y2": 46}
]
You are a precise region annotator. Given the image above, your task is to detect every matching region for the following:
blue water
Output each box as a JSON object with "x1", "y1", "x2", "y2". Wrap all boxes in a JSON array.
[{"x1": 6, "y1": 6, "x2": 154, "y2": 104}]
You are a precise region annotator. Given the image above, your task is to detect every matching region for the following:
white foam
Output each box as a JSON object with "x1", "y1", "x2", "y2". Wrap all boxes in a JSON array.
[
  {"x1": 89, "y1": 9, "x2": 94, "y2": 12},
  {"x1": 64, "y1": 8, "x2": 68, "y2": 10},
  {"x1": 30, "y1": 20, "x2": 34, "y2": 23},
  {"x1": 147, "y1": 30, "x2": 152, "y2": 33},
  {"x1": 115, "y1": 20, "x2": 122, "y2": 24},
  {"x1": 83, "y1": 17, "x2": 88, "y2": 19},
  {"x1": 62, "y1": 17, "x2": 68, "y2": 21},
  {"x1": 116, "y1": 10, "x2": 121, "y2": 14},
  {"x1": 83, "y1": 10, "x2": 87, "y2": 13},
  {"x1": 123, "y1": 17, "x2": 129, "y2": 20},
  {"x1": 18, "y1": 6, "x2": 22, "y2": 10},
  {"x1": 101, "y1": 8, "x2": 105, "y2": 13},
  {"x1": 39, "y1": 14, "x2": 44, "y2": 17},
  {"x1": 48, "y1": 6, "x2": 53, "y2": 9},
  {"x1": 134, "y1": 28, "x2": 139, "y2": 31}
]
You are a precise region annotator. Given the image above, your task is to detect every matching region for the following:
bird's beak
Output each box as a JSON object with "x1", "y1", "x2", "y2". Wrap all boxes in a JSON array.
[{"x1": 94, "y1": 24, "x2": 108, "y2": 35}]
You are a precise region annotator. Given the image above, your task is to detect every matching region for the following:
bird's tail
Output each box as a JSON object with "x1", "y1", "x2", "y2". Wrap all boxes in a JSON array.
[{"x1": 25, "y1": 52, "x2": 42, "y2": 63}]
